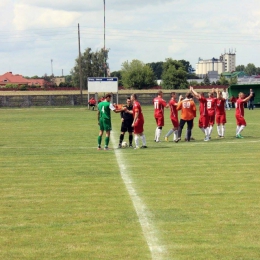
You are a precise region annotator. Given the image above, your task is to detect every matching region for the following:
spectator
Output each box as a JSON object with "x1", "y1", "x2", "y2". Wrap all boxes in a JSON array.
[
  {"x1": 230, "y1": 95, "x2": 237, "y2": 108},
  {"x1": 222, "y1": 88, "x2": 230, "y2": 110},
  {"x1": 247, "y1": 89, "x2": 255, "y2": 110},
  {"x1": 88, "y1": 97, "x2": 96, "y2": 110}
]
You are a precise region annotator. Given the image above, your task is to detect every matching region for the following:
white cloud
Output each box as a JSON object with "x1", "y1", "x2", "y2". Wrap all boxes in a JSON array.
[
  {"x1": 13, "y1": 4, "x2": 80, "y2": 30},
  {"x1": 0, "y1": 0, "x2": 260, "y2": 76},
  {"x1": 15, "y1": 0, "x2": 174, "y2": 12}
]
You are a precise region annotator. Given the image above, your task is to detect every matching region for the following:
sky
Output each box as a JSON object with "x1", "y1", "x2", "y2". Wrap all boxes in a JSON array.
[{"x1": 1, "y1": 0, "x2": 260, "y2": 77}]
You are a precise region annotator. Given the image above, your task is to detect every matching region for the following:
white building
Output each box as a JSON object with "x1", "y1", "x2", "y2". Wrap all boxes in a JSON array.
[{"x1": 196, "y1": 51, "x2": 236, "y2": 78}]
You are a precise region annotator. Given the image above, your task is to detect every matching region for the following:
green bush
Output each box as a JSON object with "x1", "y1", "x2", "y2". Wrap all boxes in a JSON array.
[
  {"x1": 19, "y1": 84, "x2": 29, "y2": 91},
  {"x1": 5, "y1": 83, "x2": 19, "y2": 89}
]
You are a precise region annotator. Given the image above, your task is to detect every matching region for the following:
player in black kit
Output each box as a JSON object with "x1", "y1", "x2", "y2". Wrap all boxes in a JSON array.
[{"x1": 118, "y1": 97, "x2": 134, "y2": 148}]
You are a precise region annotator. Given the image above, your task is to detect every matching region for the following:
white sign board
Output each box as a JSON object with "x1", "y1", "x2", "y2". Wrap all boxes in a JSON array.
[{"x1": 88, "y1": 77, "x2": 118, "y2": 93}]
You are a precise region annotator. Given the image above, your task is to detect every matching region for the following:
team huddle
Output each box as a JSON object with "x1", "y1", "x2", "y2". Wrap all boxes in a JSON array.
[{"x1": 97, "y1": 88, "x2": 253, "y2": 150}]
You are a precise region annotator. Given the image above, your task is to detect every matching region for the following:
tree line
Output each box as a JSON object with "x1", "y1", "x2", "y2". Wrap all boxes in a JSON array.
[{"x1": 24, "y1": 48, "x2": 260, "y2": 90}]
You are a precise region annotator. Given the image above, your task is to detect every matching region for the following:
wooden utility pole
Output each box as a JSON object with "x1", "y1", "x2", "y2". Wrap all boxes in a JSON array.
[
  {"x1": 78, "y1": 23, "x2": 83, "y2": 104},
  {"x1": 104, "y1": 0, "x2": 106, "y2": 77}
]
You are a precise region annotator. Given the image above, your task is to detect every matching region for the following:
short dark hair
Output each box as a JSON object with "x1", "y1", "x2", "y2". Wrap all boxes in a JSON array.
[
  {"x1": 186, "y1": 92, "x2": 193, "y2": 99},
  {"x1": 131, "y1": 94, "x2": 137, "y2": 100},
  {"x1": 105, "y1": 93, "x2": 112, "y2": 98}
]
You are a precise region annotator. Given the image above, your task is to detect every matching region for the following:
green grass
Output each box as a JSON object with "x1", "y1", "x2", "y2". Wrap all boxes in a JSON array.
[{"x1": 1, "y1": 106, "x2": 260, "y2": 259}]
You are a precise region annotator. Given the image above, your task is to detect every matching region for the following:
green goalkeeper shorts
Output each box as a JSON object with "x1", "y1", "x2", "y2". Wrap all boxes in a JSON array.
[{"x1": 99, "y1": 118, "x2": 112, "y2": 131}]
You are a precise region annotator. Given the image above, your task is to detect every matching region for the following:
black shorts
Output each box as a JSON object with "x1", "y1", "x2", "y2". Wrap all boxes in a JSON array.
[{"x1": 121, "y1": 120, "x2": 133, "y2": 133}]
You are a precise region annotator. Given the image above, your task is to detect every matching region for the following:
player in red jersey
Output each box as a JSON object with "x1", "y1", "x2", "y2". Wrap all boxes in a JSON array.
[
  {"x1": 235, "y1": 92, "x2": 253, "y2": 138},
  {"x1": 206, "y1": 90, "x2": 217, "y2": 138},
  {"x1": 165, "y1": 92, "x2": 179, "y2": 141},
  {"x1": 126, "y1": 94, "x2": 147, "y2": 148},
  {"x1": 153, "y1": 90, "x2": 167, "y2": 142},
  {"x1": 214, "y1": 88, "x2": 226, "y2": 138},
  {"x1": 190, "y1": 87, "x2": 210, "y2": 141}
]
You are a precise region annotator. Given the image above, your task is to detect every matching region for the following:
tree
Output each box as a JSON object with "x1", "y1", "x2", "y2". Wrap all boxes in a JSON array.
[
  {"x1": 71, "y1": 48, "x2": 109, "y2": 89},
  {"x1": 121, "y1": 60, "x2": 156, "y2": 89},
  {"x1": 110, "y1": 71, "x2": 123, "y2": 86},
  {"x1": 147, "y1": 61, "x2": 164, "y2": 79},
  {"x1": 203, "y1": 74, "x2": 211, "y2": 85},
  {"x1": 236, "y1": 65, "x2": 245, "y2": 72},
  {"x1": 161, "y1": 59, "x2": 188, "y2": 89},
  {"x1": 229, "y1": 77, "x2": 238, "y2": 85},
  {"x1": 189, "y1": 80, "x2": 199, "y2": 86},
  {"x1": 178, "y1": 59, "x2": 194, "y2": 73},
  {"x1": 245, "y1": 63, "x2": 257, "y2": 76},
  {"x1": 219, "y1": 74, "x2": 229, "y2": 85}
]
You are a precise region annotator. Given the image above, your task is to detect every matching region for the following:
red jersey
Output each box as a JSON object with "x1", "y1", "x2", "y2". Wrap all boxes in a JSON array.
[
  {"x1": 89, "y1": 98, "x2": 96, "y2": 105},
  {"x1": 230, "y1": 97, "x2": 237, "y2": 103},
  {"x1": 133, "y1": 101, "x2": 144, "y2": 123},
  {"x1": 206, "y1": 98, "x2": 216, "y2": 116},
  {"x1": 199, "y1": 96, "x2": 208, "y2": 116},
  {"x1": 153, "y1": 97, "x2": 167, "y2": 118},
  {"x1": 236, "y1": 99, "x2": 245, "y2": 117},
  {"x1": 216, "y1": 99, "x2": 225, "y2": 115},
  {"x1": 169, "y1": 99, "x2": 178, "y2": 120}
]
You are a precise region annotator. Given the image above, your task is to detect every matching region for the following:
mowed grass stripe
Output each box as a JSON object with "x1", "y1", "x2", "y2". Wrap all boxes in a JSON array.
[
  {"x1": 0, "y1": 108, "x2": 150, "y2": 259},
  {"x1": 110, "y1": 130, "x2": 168, "y2": 260},
  {"x1": 1, "y1": 106, "x2": 260, "y2": 259},
  {"x1": 111, "y1": 106, "x2": 260, "y2": 259}
]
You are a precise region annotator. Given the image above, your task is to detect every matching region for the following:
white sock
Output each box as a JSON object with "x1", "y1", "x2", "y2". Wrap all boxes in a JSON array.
[
  {"x1": 237, "y1": 125, "x2": 245, "y2": 135},
  {"x1": 209, "y1": 125, "x2": 213, "y2": 136},
  {"x1": 236, "y1": 126, "x2": 240, "y2": 135},
  {"x1": 221, "y1": 125, "x2": 225, "y2": 137},
  {"x1": 165, "y1": 129, "x2": 174, "y2": 137},
  {"x1": 204, "y1": 127, "x2": 209, "y2": 138},
  {"x1": 217, "y1": 125, "x2": 221, "y2": 136},
  {"x1": 157, "y1": 129, "x2": 162, "y2": 141},
  {"x1": 141, "y1": 134, "x2": 146, "y2": 146},
  {"x1": 200, "y1": 127, "x2": 205, "y2": 134},
  {"x1": 135, "y1": 135, "x2": 139, "y2": 147},
  {"x1": 174, "y1": 130, "x2": 178, "y2": 141}
]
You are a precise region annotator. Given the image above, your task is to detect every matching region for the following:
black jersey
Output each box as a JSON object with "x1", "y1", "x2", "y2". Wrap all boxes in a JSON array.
[{"x1": 121, "y1": 104, "x2": 133, "y2": 122}]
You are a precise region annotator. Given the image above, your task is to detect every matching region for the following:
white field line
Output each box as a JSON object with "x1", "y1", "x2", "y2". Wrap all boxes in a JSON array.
[{"x1": 110, "y1": 132, "x2": 167, "y2": 260}]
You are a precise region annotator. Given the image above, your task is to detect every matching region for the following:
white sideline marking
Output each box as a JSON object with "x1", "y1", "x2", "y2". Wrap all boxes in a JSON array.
[{"x1": 110, "y1": 132, "x2": 166, "y2": 260}]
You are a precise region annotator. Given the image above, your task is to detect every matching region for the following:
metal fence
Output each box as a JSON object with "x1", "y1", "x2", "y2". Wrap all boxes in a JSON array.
[
  {"x1": 0, "y1": 92, "x2": 193, "y2": 108},
  {"x1": 0, "y1": 95, "x2": 88, "y2": 107}
]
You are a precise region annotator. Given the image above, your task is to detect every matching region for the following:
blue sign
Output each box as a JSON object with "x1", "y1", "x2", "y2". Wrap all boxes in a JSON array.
[{"x1": 88, "y1": 77, "x2": 118, "y2": 82}]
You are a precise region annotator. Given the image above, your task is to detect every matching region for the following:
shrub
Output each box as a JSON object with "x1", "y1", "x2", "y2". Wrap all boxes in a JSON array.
[{"x1": 19, "y1": 84, "x2": 29, "y2": 91}]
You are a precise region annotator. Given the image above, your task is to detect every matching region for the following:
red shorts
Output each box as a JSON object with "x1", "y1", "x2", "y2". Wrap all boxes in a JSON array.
[
  {"x1": 216, "y1": 114, "x2": 226, "y2": 124},
  {"x1": 236, "y1": 115, "x2": 246, "y2": 126},
  {"x1": 155, "y1": 117, "x2": 164, "y2": 127},
  {"x1": 134, "y1": 119, "x2": 144, "y2": 134},
  {"x1": 198, "y1": 115, "x2": 209, "y2": 128},
  {"x1": 208, "y1": 114, "x2": 215, "y2": 126},
  {"x1": 171, "y1": 118, "x2": 179, "y2": 128}
]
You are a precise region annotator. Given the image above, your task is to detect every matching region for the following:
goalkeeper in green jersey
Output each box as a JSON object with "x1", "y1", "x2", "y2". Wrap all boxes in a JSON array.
[{"x1": 97, "y1": 93, "x2": 124, "y2": 150}]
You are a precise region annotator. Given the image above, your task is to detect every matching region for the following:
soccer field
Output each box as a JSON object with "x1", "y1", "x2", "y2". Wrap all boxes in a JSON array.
[{"x1": 1, "y1": 106, "x2": 260, "y2": 259}]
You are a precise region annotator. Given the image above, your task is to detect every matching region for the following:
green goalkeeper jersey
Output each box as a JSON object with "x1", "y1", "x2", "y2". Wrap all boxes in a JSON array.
[{"x1": 98, "y1": 101, "x2": 115, "y2": 120}]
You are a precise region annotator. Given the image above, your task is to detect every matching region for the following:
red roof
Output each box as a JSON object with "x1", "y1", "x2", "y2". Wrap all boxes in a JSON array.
[{"x1": 0, "y1": 72, "x2": 46, "y2": 86}]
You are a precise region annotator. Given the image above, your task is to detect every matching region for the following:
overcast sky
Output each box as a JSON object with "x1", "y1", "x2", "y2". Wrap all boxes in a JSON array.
[{"x1": 1, "y1": 0, "x2": 260, "y2": 77}]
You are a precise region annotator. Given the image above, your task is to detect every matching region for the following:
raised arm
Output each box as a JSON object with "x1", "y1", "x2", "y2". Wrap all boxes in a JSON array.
[
  {"x1": 242, "y1": 93, "x2": 253, "y2": 103},
  {"x1": 190, "y1": 86, "x2": 200, "y2": 99}
]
